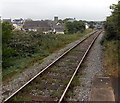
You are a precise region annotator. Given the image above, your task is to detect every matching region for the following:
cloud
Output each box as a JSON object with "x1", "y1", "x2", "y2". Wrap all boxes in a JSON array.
[{"x1": 1, "y1": 0, "x2": 118, "y2": 21}]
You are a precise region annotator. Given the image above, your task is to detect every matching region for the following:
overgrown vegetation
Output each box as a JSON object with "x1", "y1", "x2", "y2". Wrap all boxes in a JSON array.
[
  {"x1": 2, "y1": 23, "x2": 92, "y2": 81},
  {"x1": 102, "y1": 1, "x2": 120, "y2": 77},
  {"x1": 103, "y1": 40, "x2": 119, "y2": 77}
]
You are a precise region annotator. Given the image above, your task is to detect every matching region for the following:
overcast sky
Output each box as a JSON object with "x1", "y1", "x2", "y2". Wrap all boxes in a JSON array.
[{"x1": 0, "y1": 0, "x2": 118, "y2": 21}]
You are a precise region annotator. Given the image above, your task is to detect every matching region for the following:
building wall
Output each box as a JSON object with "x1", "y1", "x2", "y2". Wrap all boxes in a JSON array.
[{"x1": 56, "y1": 32, "x2": 64, "y2": 34}]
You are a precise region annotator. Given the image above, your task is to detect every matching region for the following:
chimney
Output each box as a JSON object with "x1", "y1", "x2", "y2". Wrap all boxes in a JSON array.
[{"x1": 54, "y1": 16, "x2": 58, "y2": 23}]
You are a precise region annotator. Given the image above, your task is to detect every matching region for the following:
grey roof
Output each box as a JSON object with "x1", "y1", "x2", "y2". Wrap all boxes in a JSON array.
[
  {"x1": 53, "y1": 24, "x2": 64, "y2": 32},
  {"x1": 23, "y1": 20, "x2": 51, "y2": 29},
  {"x1": 13, "y1": 18, "x2": 24, "y2": 24}
]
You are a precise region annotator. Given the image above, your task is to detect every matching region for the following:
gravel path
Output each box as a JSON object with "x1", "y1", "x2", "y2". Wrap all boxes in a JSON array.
[
  {"x1": 2, "y1": 31, "x2": 96, "y2": 101},
  {"x1": 66, "y1": 32, "x2": 104, "y2": 101}
]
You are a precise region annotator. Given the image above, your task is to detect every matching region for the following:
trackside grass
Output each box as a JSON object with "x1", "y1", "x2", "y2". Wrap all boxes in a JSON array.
[{"x1": 103, "y1": 40, "x2": 119, "y2": 78}]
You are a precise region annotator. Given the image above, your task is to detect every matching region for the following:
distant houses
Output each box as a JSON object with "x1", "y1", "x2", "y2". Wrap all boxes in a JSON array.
[
  {"x1": 23, "y1": 20, "x2": 52, "y2": 32},
  {"x1": 13, "y1": 18, "x2": 24, "y2": 25},
  {"x1": 64, "y1": 18, "x2": 76, "y2": 22},
  {"x1": 67, "y1": 18, "x2": 76, "y2": 22},
  {"x1": 2, "y1": 18, "x2": 24, "y2": 30},
  {"x1": 23, "y1": 16, "x2": 64, "y2": 34},
  {"x1": 12, "y1": 18, "x2": 24, "y2": 30},
  {"x1": 2, "y1": 17, "x2": 103, "y2": 34},
  {"x1": 1, "y1": 17, "x2": 65, "y2": 34}
]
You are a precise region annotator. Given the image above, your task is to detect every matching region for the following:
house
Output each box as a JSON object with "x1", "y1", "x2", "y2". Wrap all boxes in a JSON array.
[
  {"x1": 23, "y1": 20, "x2": 52, "y2": 32},
  {"x1": 23, "y1": 16, "x2": 65, "y2": 34},
  {"x1": 13, "y1": 18, "x2": 24, "y2": 26},
  {"x1": 85, "y1": 23, "x2": 89, "y2": 29},
  {"x1": 53, "y1": 23, "x2": 64, "y2": 34},
  {"x1": 12, "y1": 18, "x2": 24, "y2": 30},
  {"x1": 65, "y1": 18, "x2": 76, "y2": 22}
]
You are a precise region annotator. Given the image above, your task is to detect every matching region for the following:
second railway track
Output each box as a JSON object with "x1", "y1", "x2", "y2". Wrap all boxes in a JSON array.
[{"x1": 3, "y1": 30, "x2": 102, "y2": 102}]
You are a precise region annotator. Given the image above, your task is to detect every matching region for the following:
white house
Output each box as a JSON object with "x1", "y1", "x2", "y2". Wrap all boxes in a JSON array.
[
  {"x1": 53, "y1": 23, "x2": 64, "y2": 34},
  {"x1": 85, "y1": 23, "x2": 89, "y2": 29}
]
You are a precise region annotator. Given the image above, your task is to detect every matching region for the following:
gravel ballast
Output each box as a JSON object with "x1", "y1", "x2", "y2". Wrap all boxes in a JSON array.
[{"x1": 65, "y1": 32, "x2": 104, "y2": 101}]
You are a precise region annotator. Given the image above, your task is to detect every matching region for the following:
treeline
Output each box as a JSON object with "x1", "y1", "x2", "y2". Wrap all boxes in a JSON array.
[{"x1": 103, "y1": 1, "x2": 120, "y2": 41}]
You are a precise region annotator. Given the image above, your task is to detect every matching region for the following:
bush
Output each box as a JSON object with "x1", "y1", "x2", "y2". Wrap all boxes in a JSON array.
[
  {"x1": 103, "y1": 1, "x2": 120, "y2": 42},
  {"x1": 65, "y1": 21, "x2": 85, "y2": 34},
  {"x1": 2, "y1": 22, "x2": 15, "y2": 68}
]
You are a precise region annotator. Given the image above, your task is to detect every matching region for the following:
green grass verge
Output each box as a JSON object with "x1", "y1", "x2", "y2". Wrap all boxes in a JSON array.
[{"x1": 103, "y1": 40, "x2": 120, "y2": 77}]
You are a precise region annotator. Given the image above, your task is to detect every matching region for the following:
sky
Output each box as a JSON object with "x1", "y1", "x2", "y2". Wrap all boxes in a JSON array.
[{"x1": 0, "y1": 0, "x2": 118, "y2": 21}]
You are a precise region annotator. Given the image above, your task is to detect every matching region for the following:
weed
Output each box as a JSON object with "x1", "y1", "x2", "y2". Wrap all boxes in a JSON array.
[
  {"x1": 63, "y1": 78, "x2": 69, "y2": 85},
  {"x1": 50, "y1": 69, "x2": 58, "y2": 73},
  {"x1": 71, "y1": 76, "x2": 81, "y2": 87},
  {"x1": 41, "y1": 75, "x2": 48, "y2": 80},
  {"x1": 67, "y1": 91, "x2": 74, "y2": 97},
  {"x1": 81, "y1": 63, "x2": 87, "y2": 68},
  {"x1": 52, "y1": 91, "x2": 61, "y2": 98},
  {"x1": 22, "y1": 85, "x2": 32, "y2": 93},
  {"x1": 66, "y1": 71, "x2": 73, "y2": 75},
  {"x1": 48, "y1": 79, "x2": 56, "y2": 84},
  {"x1": 34, "y1": 77, "x2": 42, "y2": 83},
  {"x1": 79, "y1": 71, "x2": 86, "y2": 76},
  {"x1": 36, "y1": 84, "x2": 46, "y2": 90}
]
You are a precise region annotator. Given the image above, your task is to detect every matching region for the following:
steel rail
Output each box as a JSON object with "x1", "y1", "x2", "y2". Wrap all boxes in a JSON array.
[
  {"x1": 58, "y1": 31, "x2": 102, "y2": 103},
  {"x1": 3, "y1": 30, "x2": 97, "y2": 102}
]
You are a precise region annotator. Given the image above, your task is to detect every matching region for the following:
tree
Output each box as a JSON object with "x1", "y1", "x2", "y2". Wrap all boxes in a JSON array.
[
  {"x1": 89, "y1": 24, "x2": 94, "y2": 29},
  {"x1": 65, "y1": 21, "x2": 85, "y2": 34},
  {"x1": 2, "y1": 22, "x2": 13, "y2": 43},
  {"x1": 104, "y1": 1, "x2": 120, "y2": 40},
  {"x1": 2, "y1": 22, "x2": 15, "y2": 68}
]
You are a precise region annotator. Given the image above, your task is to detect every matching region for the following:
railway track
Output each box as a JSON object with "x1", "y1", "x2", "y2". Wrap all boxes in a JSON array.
[{"x1": 3, "y1": 30, "x2": 102, "y2": 102}]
